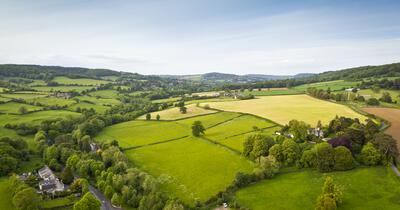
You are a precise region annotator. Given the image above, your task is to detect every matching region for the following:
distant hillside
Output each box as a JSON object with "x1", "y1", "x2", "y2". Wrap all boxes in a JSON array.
[{"x1": 159, "y1": 72, "x2": 314, "y2": 83}]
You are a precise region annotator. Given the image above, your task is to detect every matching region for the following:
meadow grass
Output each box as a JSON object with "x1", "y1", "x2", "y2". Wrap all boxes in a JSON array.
[
  {"x1": 293, "y1": 80, "x2": 359, "y2": 91},
  {"x1": 96, "y1": 120, "x2": 189, "y2": 148},
  {"x1": 0, "y1": 96, "x2": 11, "y2": 102},
  {"x1": 75, "y1": 95, "x2": 120, "y2": 105},
  {"x1": 51, "y1": 76, "x2": 110, "y2": 85},
  {"x1": 32, "y1": 86, "x2": 95, "y2": 92},
  {"x1": 125, "y1": 136, "x2": 254, "y2": 204},
  {"x1": 357, "y1": 89, "x2": 400, "y2": 101},
  {"x1": 0, "y1": 110, "x2": 80, "y2": 126},
  {"x1": 68, "y1": 102, "x2": 110, "y2": 114},
  {"x1": 176, "y1": 111, "x2": 241, "y2": 128},
  {"x1": 88, "y1": 90, "x2": 120, "y2": 99},
  {"x1": 138, "y1": 104, "x2": 217, "y2": 120},
  {"x1": 27, "y1": 97, "x2": 77, "y2": 107},
  {"x1": 0, "y1": 93, "x2": 48, "y2": 100},
  {"x1": 0, "y1": 102, "x2": 42, "y2": 114},
  {"x1": 40, "y1": 196, "x2": 78, "y2": 209},
  {"x1": 151, "y1": 97, "x2": 182, "y2": 103},
  {"x1": 236, "y1": 167, "x2": 400, "y2": 210},
  {"x1": 243, "y1": 88, "x2": 303, "y2": 96},
  {"x1": 0, "y1": 177, "x2": 15, "y2": 210},
  {"x1": 203, "y1": 95, "x2": 367, "y2": 125}
]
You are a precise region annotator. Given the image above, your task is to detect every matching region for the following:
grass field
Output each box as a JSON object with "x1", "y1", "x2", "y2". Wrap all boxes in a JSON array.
[
  {"x1": 52, "y1": 76, "x2": 110, "y2": 85},
  {"x1": 294, "y1": 80, "x2": 359, "y2": 91},
  {"x1": 138, "y1": 104, "x2": 217, "y2": 120},
  {"x1": 88, "y1": 90, "x2": 120, "y2": 99},
  {"x1": 68, "y1": 102, "x2": 110, "y2": 114},
  {"x1": 362, "y1": 107, "x2": 400, "y2": 154},
  {"x1": 75, "y1": 95, "x2": 120, "y2": 105},
  {"x1": 203, "y1": 95, "x2": 367, "y2": 125},
  {"x1": 151, "y1": 97, "x2": 182, "y2": 103},
  {"x1": 176, "y1": 111, "x2": 241, "y2": 128},
  {"x1": 125, "y1": 137, "x2": 254, "y2": 204},
  {"x1": 0, "y1": 177, "x2": 15, "y2": 210},
  {"x1": 0, "y1": 96, "x2": 11, "y2": 102},
  {"x1": 40, "y1": 196, "x2": 78, "y2": 209},
  {"x1": 28, "y1": 97, "x2": 77, "y2": 107},
  {"x1": 236, "y1": 167, "x2": 400, "y2": 210},
  {"x1": 357, "y1": 89, "x2": 400, "y2": 105},
  {"x1": 0, "y1": 102, "x2": 42, "y2": 114},
  {"x1": 0, "y1": 110, "x2": 80, "y2": 126},
  {"x1": 32, "y1": 86, "x2": 95, "y2": 92},
  {"x1": 96, "y1": 120, "x2": 189, "y2": 148},
  {"x1": 243, "y1": 88, "x2": 303, "y2": 96},
  {"x1": 0, "y1": 93, "x2": 48, "y2": 100}
]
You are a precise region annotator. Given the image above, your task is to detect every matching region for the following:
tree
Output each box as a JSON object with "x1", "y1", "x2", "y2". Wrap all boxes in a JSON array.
[
  {"x1": 146, "y1": 113, "x2": 151, "y2": 120},
  {"x1": 281, "y1": 139, "x2": 300, "y2": 165},
  {"x1": 269, "y1": 144, "x2": 284, "y2": 162},
  {"x1": 333, "y1": 146, "x2": 354, "y2": 171},
  {"x1": 256, "y1": 155, "x2": 279, "y2": 179},
  {"x1": 156, "y1": 114, "x2": 160, "y2": 121},
  {"x1": 288, "y1": 120, "x2": 310, "y2": 142},
  {"x1": 371, "y1": 133, "x2": 398, "y2": 162},
  {"x1": 111, "y1": 193, "x2": 122, "y2": 207},
  {"x1": 191, "y1": 121, "x2": 205, "y2": 137},
  {"x1": 0, "y1": 155, "x2": 18, "y2": 175},
  {"x1": 73, "y1": 192, "x2": 101, "y2": 210},
  {"x1": 179, "y1": 106, "x2": 187, "y2": 114},
  {"x1": 315, "y1": 176, "x2": 342, "y2": 210},
  {"x1": 18, "y1": 106, "x2": 28, "y2": 114},
  {"x1": 251, "y1": 136, "x2": 275, "y2": 163},
  {"x1": 12, "y1": 187, "x2": 41, "y2": 210},
  {"x1": 163, "y1": 199, "x2": 185, "y2": 210},
  {"x1": 360, "y1": 142, "x2": 382, "y2": 166},
  {"x1": 104, "y1": 185, "x2": 114, "y2": 199},
  {"x1": 61, "y1": 166, "x2": 74, "y2": 184},
  {"x1": 315, "y1": 143, "x2": 334, "y2": 172},
  {"x1": 379, "y1": 92, "x2": 393, "y2": 103},
  {"x1": 366, "y1": 98, "x2": 380, "y2": 106}
]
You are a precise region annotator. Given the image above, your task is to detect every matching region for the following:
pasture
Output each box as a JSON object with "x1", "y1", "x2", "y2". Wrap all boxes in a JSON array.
[
  {"x1": 68, "y1": 102, "x2": 110, "y2": 114},
  {"x1": 51, "y1": 76, "x2": 110, "y2": 85},
  {"x1": 243, "y1": 88, "x2": 303, "y2": 96},
  {"x1": 88, "y1": 90, "x2": 120, "y2": 99},
  {"x1": 0, "y1": 178, "x2": 15, "y2": 210},
  {"x1": 138, "y1": 104, "x2": 217, "y2": 120},
  {"x1": 203, "y1": 95, "x2": 367, "y2": 125},
  {"x1": 28, "y1": 97, "x2": 76, "y2": 107},
  {"x1": 32, "y1": 86, "x2": 95, "y2": 92},
  {"x1": 294, "y1": 80, "x2": 359, "y2": 91},
  {"x1": 0, "y1": 110, "x2": 80, "y2": 126},
  {"x1": 74, "y1": 95, "x2": 120, "y2": 105},
  {"x1": 151, "y1": 97, "x2": 182, "y2": 103},
  {"x1": 125, "y1": 137, "x2": 254, "y2": 204},
  {"x1": 236, "y1": 167, "x2": 400, "y2": 210},
  {"x1": 0, "y1": 93, "x2": 48, "y2": 100},
  {"x1": 0, "y1": 102, "x2": 42, "y2": 114},
  {"x1": 357, "y1": 89, "x2": 400, "y2": 102}
]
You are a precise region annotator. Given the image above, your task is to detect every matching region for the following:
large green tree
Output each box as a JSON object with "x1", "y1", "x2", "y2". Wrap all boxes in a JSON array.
[
  {"x1": 73, "y1": 192, "x2": 101, "y2": 210},
  {"x1": 12, "y1": 187, "x2": 41, "y2": 210},
  {"x1": 191, "y1": 121, "x2": 205, "y2": 137}
]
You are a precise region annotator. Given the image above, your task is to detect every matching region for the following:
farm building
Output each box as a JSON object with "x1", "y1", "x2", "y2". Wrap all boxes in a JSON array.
[{"x1": 38, "y1": 165, "x2": 64, "y2": 193}]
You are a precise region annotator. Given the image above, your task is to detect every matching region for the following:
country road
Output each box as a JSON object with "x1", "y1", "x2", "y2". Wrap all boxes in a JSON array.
[{"x1": 89, "y1": 185, "x2": 120, "y2": 210}]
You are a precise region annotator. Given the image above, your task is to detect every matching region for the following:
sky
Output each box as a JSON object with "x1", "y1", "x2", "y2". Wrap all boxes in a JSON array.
[{"x1": 1, "y1": 0, "x2": 400, "y2": 75}]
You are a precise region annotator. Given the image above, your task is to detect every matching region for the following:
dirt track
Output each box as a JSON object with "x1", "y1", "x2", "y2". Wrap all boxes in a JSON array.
[{"x1": 362, "y1": 107, "x2": 400, "y2": 153}]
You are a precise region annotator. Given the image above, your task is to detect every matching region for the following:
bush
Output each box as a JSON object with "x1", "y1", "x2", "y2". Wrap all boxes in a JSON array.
[
  {"x1": 333, "y1": 146, "x2": 354, "y2": 171},
  {"x1": 366, "y1": 98, "x2": 380, "y2": 106},
  {"x1": 360, "y1": 142, "x2": 381, "y2": 166}
]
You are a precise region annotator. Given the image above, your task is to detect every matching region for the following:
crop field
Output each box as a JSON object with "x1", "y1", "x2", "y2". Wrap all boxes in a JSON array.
[
  {"x1": 138, "y1": 104, "x2": 217, "y2": 120},
  {"x1": 51, "y1": 76, "x2": 110, "y2": 85},
  {"x1": 0, "y1": 102, "x2": 42, "y2": 114},
  {"x1": 0, "y1": 178, "x2": 15, "y2": 210},
  {"x1": 203, "y1": 95, "x2": 367, "y2": 125},
  {"x1": 0, "y1": 93, "x2": 48, "y2": 100},
  {"x1": 88, "y1": 90, "x2": 120, "y2": 99},
  {"x1": 96, "y1": 120, "x2": 189, "y2": 148},
  {"x1": 293, "y1": 80, "x2": 359, "y2": 91},
  {"x1": 185, "y1": 97, "x2": 238, "y2": 105},
  {"x1": 32, "y1": 85, "x2": 95, "y2": 92},
  {"x1": 236, "y1": 167, "x2": 400, "y2": 210},
  {"x1": 362, "y1": 107, "x2": 400, "y2": 153},
  {"x1": 68, "y1": 102, "x2": 110, "y2": 114},
  {"x1": 28, "y1": 97, "x2": 77, "y2": 107},
  {"x1": 243, "y1": 88, "x2": 303, "y2": 96},
  {"x1": 75, "y1": 95, "x2": 120, "y2": 105},
  {"x1": 125, "y1": 137, "x2": 254, "y2": 204}
]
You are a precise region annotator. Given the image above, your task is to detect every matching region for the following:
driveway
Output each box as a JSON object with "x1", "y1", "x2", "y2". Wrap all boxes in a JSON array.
[{"x1": 89, "y1": 185, "x2": 120, "y2": 210}]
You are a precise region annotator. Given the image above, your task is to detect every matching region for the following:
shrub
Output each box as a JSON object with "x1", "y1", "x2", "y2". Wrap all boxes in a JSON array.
[
  {"x1": 360, "y1": 142, "x2": 381, "y2": 166},
  {"x1": 333, "y1": 146, "x2": 354, "y2": 171},
  {"x1": 366, "y1": 98, "x2": 380, "y2": 106}
]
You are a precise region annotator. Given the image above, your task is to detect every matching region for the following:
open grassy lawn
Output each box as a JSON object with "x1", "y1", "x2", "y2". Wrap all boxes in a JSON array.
[
  {"x1": 0, "y1": 110, "x2": 80, "y2": 126},
  {"x1": 75, "y1": 95, "x2": 120, "y2": 105},
  {"x1": 40, "y1": 196, "x2": 78, "y2": 209},
  {"x1": 0, "y1": 102, "x2": 42, "y2": 114},
  {"x1": 96, "y1": 120, "x2": 189, "y2": 148},
  {"x1": 0, "y1": 177, "x2": 15, "y2": 210},
  {"x1": 138, "y1": 104, "x2": 217, "y2": 120},
  {"x1": 125, "y1": 137, "x2": 254, "y2": 204},
  {"x1": 27, "y1": 97, "x2": 77, "y2": 107},
  {"x1": 0, "y1": 93, "x2": 48, "y2": 100},
  {"x1": 294, "y1": 80, "x2": 359, "y2": 91},
  {"x1": 203, "y1": 95, "x2": 367, "y2": 125},
  {"x1": 52, "y1": 76, "x2": 110, "y2": 85},
  {"x1": 236, "y1": 167, "x2": 400, "y2": 210},
  {"x1": 68, "y1": 102, "x2": 110, "y2": 114},
  {"x1": 244, "y1": 88, "x2": 303, "y2": 96},
  {"x1": 0, "y1": 96, "x2": 11, "y2": 102},
  {"x1": 88, "y1": 90, "x2": 120, "y2": 99},
  {"x1": 32, "y1": 85, "x2": 95, "y2": 92}
]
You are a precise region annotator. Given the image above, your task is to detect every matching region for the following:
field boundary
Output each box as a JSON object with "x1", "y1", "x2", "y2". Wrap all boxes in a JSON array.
[
  {"x1": 200, "y1": 136, "x2": 242, "y2": 155},
  {"x1": 122, "y1": 135, "x2": 189, "y2": 151},
  {"x1": 222, "y1": 125, "x2": 279, "y2": 140},
  {"x1": 135, "y1": 109, "x2": 221, "y2": 122},
  {"x1": 205, "y1": 114, "x2": 244, "y2": 129}
]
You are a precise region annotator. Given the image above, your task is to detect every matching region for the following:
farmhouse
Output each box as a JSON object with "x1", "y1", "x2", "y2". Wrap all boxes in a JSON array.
[
  {"x1": 309, "y1": 127, "x2": 324, "y2": 138},
  {"x1": 38, "y1": 165, "x2": 64, "y2": 193},
  {"x1": 50, "y1": 91, "x2": 73, "y2": 99}
]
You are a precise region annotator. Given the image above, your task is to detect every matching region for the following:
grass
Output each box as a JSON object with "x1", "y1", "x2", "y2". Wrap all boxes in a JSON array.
[
  {"x1": 0, "y1": 110, "x2": 80, "y2": 126},
  {"x1": 96, "y1": 120, "x2": 189, "y2": 148},
  {"x1": 40, "y1": 196, "x2": 78, "y2": 209},
  {"x1": 27, "y1": 97, "x2": 77, "y2": 107},
  {"x1": 32, "y1": 86, "x2": 95, "y2": 92},
  {"x1": 0, "y1": 177, "x2": 15, "y2": 210},
  {"x1": 74, "y1": 95, "x2": 120, "y2": 105},
  {"x1": 186, "y1": 97, "x2": 238, "y2": 105},
  {"x1": 236, "y1": 167, "x2": 400, "y2": 210},
  {"x1": 0, "y1": 96, "x2": 11, "y2": 102},
  {"x1": 88, "y1": 90, "x2": 120, "y2": 99},
  {"x1": 176, "y1": 111, "x2": 241, "y2": 128},
  {"x1": 125, "y1": 136, "x2": 254, "y2": 204},
  {"x1": 293, "y1": 80, "x2": 359, "y2": 91},
  {"x1": 68, "y1": 102, "x2": 110, "y2": 114},
  {"x1": 151, "y1": 97, "x2": 182, "y2": 103},
  {"x1": 18, "y1": 155, "x2": 43, "y2": 173},
  {"x1": 243, "y1": 88, "x2": 303, "y2": 96},
  {"x1": 138, "y1": 104, "x2": 217, "y2": 120},
  {"x1": 0, "y1": 93, "x2": 48, "y2": 100},
  {"x1": 52, "y1": 76, "x2": 110, "y2": 85},
  {"x1": 357, "y1": 89, "x2": 400, "y2": 101},
  {"x1": 0, "y1": 102, "x2": 42, "y2": 114},
  {"x1": 203, "y1": 95, "x2": 367, "y2": 125}
]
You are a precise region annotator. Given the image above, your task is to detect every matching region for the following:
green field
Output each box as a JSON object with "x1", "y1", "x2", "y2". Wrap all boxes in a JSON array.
[
  {"x1": 0, "y1": 178, "x2": 15, "y2": 210},
  {"x1": 0, "y1": 110, "x2": 80, "y2": 126},
  {"x1": 125, "y1": 137, "x2": 254, "y2": 204},
  {"x1": 357, "y1": 89, "x2": 400, "y2": 101},
  {"x1": 28, "y1": 97, "x2": 77, "y2": 107},
  {"x1": 236, "y1": 167, "x2": 400, "y2": 210},
  {"x1": 40, "y1": 196, "x2": 78, "y2": 209},
  {"x1": 151, "y1": 97, "x2": 182, "y2": 103},
  {"x1": 52, "y1": 76, "x2": 110, "y2": 85},
  {"x1": 176, "y1": 111, "x2": 241, "y2": 128},
  {"x1": 204, "y1": 95, "x2": 367, "y2": 125},
  {"x1": 0, "y1": 102, "x2": 42, "y2": 114},
  {"x1": 75, "y1": 95, "x2": 120, "y2": 105},
  {"x1": 138, "y1": 104, "x2": 217, "y2": 120},
  {"x1": 294, "y1": 80, "x2": 359, "y2": 91},
  {"x1": 244, "y1": 88, "x2": 303, "y2": 96},
  {"x1": 0, "y1": 93, "x2": 48, "y2": 100},
  {"x1": 0, "y1": 96, "x2": 11, "y2": 102},
  {"x1": 68, "y1": 102, "x2": 110, "y2": 114},
  {"x1": 32, "y1": 86, "x2": 95, "y2": 92},
  {"x1": 88, "y1": 90, "x2": 120, "y2": 99}
]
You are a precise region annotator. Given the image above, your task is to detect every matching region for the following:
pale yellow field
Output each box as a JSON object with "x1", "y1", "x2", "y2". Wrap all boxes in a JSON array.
[
  {"x1": 203, "y1": 95, "x2": 367, "y2": 125},
  {"x1": 138, "y1": 104, "x2": 217, "y2": 120}
]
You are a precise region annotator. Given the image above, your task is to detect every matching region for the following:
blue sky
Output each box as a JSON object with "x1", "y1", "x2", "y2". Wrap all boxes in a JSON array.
[{"x1": 1, "y1": 0, "x2": 400, "y2": 75}]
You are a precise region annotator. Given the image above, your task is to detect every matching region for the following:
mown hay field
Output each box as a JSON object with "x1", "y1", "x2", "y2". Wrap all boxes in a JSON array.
[
  {"x1": 236, "y1": 167, "x2": 400, "y2": 210},
  {"x1": 138, "y1": 104, "x2": 217, "y2": 120},
  {"x1": 125, "y1": 136, "x2": 254, "y2": 204},
  {"x1": 51, "y1": 76, "x2": 110, "y2": 85},
  {"x1": 203, "y1": 95, "x2": 367, "y2": 125}
]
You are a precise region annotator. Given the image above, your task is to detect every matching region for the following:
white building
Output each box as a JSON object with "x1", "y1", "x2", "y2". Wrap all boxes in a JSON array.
[{"x1": 38, "y1": 165, "x2": 64, "y2": 193}]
